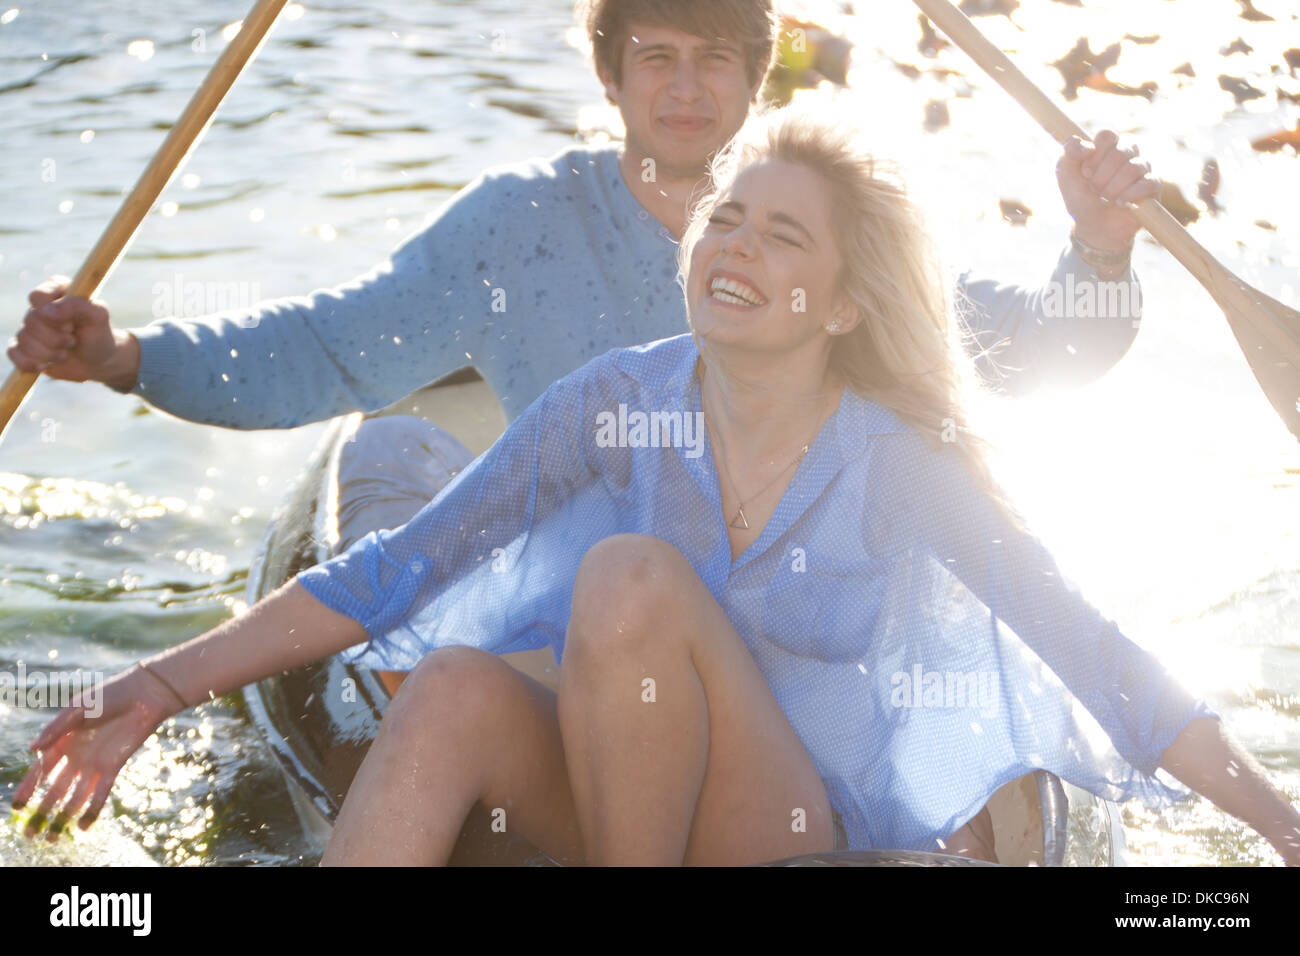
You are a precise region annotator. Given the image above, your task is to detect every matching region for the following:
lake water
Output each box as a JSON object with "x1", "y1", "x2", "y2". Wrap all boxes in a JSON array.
[{"x1": 0, "y1": 0, "x2": 1297, "y2": 865}]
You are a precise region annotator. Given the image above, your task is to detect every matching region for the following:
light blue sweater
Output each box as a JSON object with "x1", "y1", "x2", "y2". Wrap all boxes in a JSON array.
[{"x1": 112, "y1": 145, "x2": 1140, "y2": 427}]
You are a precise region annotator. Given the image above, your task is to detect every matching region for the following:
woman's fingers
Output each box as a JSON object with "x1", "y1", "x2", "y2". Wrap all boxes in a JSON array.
[
  {"x1": 11, "y1": 750, "x2": 52, "y2": 811},
  {"x1": 25, "y1": 749, "x2": 82, "y2": 832},
  {"x1": 29, "y1": 704, "x2": 86, "y2": 753},
  {"x1": 13, "y1": 673, "x2": 168, "y2": 840},
  {"x1": 24, "y1": 756, "x2": 78, "y2": 839},
  {"x1": 12, "y1": 751, "x2": 46, "y2": 809},
  {"x1": 17, "y1": 707, "x2": 103, "y2": 834},
  {"x1": 78, "y1": 773, "x2": 115, "y2": 831},
  {"x1": 14, "y1": 730, "x2": 73, "y2": 809},
  {"x1": 52, "y1": 773, "x2": 99, "y2": 840},
  {"x1": 17, "y1": 742, "x2": 115, "y2": 839}
]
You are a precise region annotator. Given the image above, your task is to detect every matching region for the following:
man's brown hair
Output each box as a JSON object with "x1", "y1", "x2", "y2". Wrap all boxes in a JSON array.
[{"x1": 579, "y1": 0, "x2": 779, "y2": 89}]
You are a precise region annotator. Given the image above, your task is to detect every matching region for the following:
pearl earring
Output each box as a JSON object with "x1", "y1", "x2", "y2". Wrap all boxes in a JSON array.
[{"x1": 826, "y1": 321, "x2": 842, "y2": 334}]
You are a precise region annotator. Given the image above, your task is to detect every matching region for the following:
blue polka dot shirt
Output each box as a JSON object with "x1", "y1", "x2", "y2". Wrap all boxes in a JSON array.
[{"x1": 296, "y1": 333, "x2": 1214, "y2": 853}]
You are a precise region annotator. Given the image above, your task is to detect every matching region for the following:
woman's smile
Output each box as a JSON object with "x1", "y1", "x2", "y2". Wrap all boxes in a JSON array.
[
  {"x1": 686, "y1": 159, "x2": 845, "y2": 350},
  {"x1": 706, "y1": 269, "x2": 768, "y2": 308}
]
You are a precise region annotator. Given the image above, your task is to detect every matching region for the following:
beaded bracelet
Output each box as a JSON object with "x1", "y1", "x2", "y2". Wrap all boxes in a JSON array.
[{"x1": 137, "y1": 660, "x2": 189, "y2": 710}]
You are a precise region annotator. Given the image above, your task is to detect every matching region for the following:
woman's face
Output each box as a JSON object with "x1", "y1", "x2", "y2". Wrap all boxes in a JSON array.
[{"x1": 686, "y1": 158, "x2": 854, "y2": 352}]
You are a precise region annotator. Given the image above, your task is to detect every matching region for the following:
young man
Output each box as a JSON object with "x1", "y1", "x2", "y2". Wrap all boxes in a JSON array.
[
  {"x1": 11, "y1": 1, "x2": 1154, "y2": 420},
  {"x1": 9, "y1": 0, "x2": 1159, "y2": 860}
]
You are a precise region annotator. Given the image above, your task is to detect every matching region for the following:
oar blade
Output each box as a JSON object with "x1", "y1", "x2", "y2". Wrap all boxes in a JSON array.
[{"x1": 1215, "y1": 290, "x2": 1300, "y2": 442}]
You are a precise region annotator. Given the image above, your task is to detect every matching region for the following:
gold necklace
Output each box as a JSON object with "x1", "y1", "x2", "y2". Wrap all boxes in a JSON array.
[{"x1": 701, "y1": 371, "x2": 828, "y2": 531}]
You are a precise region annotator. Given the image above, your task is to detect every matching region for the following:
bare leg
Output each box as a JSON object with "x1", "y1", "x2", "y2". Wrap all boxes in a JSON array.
[
  {"x1": 559, "y1": 534, "x2": 836, "y2": 865},
  {"x1": 321, "y1": 646, "x2": 583, "y2": 866},
  {"x1": 331, "y1": 533, "x2": 834, "y2": 866},
  {"x1": 944, "y1": 806, "x2": 997, "y2": 862}
]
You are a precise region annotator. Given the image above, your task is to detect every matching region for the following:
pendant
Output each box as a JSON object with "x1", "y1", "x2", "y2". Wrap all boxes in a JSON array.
[{"x1": 729, "y1": 507, "x2": 749, "y2": 530}]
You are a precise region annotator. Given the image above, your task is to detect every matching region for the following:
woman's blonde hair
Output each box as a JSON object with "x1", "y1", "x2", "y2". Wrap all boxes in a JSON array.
[{"x1": 679, "y1": 107, "x2": 1011, "y2": 514}]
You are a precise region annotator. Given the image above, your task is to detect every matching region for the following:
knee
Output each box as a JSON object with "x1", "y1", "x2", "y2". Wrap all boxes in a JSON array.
[
  {"x1": 385, "y1": 646, "x2": 513, "y2": 738},
  {"x1": 568, "y1": 534, "x2": 696, "y2": 656},
  {"x1": 572, "y1": 534, "x2": 693, "y2": 620}
]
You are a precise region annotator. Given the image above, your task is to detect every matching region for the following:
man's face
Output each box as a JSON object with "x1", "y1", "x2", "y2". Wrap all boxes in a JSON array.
[{"x1": 602, "y1": 23, "x2": 761, "y2": 179}]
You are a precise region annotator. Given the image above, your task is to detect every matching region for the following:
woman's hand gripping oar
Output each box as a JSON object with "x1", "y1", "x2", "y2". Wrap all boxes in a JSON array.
[
  {"x1": 0, "y1": 0, "x2": 290, "y2": 442},
  {"x1": 912, "y1": 0, "x2": 1300, "y2": 442}
]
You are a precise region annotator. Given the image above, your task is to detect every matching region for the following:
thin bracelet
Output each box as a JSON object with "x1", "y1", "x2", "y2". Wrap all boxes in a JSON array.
[
  {"x1": 1070, "y1": 230, "x2": 1133, "y2": 269},
  {"x1": 137, "y1": 660, "x2": 189, "y2": 710}
]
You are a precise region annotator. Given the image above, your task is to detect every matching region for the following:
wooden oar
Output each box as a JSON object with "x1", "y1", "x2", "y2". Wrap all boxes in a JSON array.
[
  {"x1": 912, "y1": 0, "x2": 1300, "y2": 442},
  {"x1": 0, "y1": 0, "x2": 289, "y2": 442}
]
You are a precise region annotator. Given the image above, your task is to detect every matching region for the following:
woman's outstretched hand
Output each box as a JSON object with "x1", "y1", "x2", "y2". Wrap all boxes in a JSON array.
[
  {"x1": 12, "y1": 665, "x2": 180, "y2": 841},
  {"x1": 9, "y1": 580, "x2": 366, "y2": 843},
  {"x1": 1161, "y1": 716, "x2": 1300, "y2": 867}
]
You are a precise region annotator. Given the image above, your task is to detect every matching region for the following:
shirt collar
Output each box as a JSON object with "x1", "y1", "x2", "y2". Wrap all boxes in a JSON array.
[
  {"x1": 644, "y1": 334, "x2": 913, "y2": 467},
  {"x1": 613, "y1": 334, "x2": 913, "y2": 573}
]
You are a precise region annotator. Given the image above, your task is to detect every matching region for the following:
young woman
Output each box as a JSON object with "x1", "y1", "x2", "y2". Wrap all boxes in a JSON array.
[{"x1": 16, "y1": 110, "x2": 1300, "y2": 866}]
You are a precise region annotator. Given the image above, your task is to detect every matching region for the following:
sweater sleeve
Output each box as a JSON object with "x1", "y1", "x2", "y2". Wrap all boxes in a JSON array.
[
  {"x1": 872, "y1": 435, "x2": 1215, "y2": 776},
  {"x1": 292, "y1": 354, "x2": 607, "y2": 671},
  {"x1": 112, "y1": 172, "x2": 507, "y2": 429},
  {"x1": 956, "y1": 244, "x2": 1142, "y2": 397}
]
